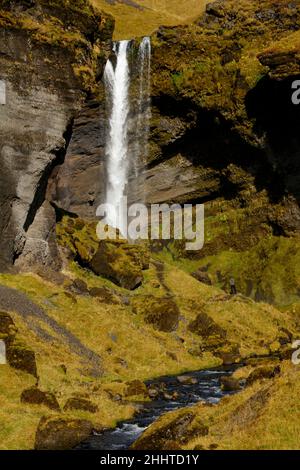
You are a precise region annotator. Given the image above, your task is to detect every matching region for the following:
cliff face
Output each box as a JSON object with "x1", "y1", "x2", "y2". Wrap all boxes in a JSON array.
[{"x1": 0, "y1": 0, "x2": 113, "y2": 271}]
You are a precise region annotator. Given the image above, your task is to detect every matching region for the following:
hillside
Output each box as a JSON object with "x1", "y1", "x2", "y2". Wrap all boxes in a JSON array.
[{"x1": 90, "y1": 0, "x2": 209, "y2": 39}]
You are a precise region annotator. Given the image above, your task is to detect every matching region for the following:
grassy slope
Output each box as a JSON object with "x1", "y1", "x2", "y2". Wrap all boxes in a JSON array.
[{"x1": 90, "y1": 0, "x2": 209, "y2": 39}]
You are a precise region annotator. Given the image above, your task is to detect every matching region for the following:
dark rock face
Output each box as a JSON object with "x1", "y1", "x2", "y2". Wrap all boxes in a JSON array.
[
  {"x1": 49, "y1": 99, "x2": 107, "y2": 218},
  {"x1": 35, "y1": 416, "x2": 93, "y2": 450},
  {"x1": 0, "y1": 1, "x2": 113, "y2": 271},
  {"x1": 21, "y1": 387, "x2": 60, "y2": 411}
]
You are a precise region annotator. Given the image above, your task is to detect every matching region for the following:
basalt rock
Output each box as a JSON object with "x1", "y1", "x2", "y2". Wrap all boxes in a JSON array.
[
  {"x1": 0, "y1": 1, "x2": 113, "y2": 272},
  {"x1": 6, "y1": 341, "x2": 38, "y2": 377}
]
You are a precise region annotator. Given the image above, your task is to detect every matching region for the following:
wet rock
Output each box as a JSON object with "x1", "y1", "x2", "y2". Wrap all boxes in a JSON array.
[
  {"x1": 6, "y1": 341, "x2": 37, "y2": 377},
  {"x1": 35, "y1": 416, "x2": 93, "y2": 450},
  {"x1": 177, "y1": 375, "x2": 198, "y2": 385},
  {"x1": 21, "y1": 387, "x2": 60, "y2": 411},
  {"x1": 125, "y1": 380, "x2": 148, "y2": 398},
  {"x1": 63, "y1": 397, "x2": 99, "y2": 414},
  {"x1": 220, "y1": 376, "x2": 241, "y2": 392},
  {"x1": 246, "y1": 365, "x2": 281, "y2": 385},
  {"x1": 132, "y1": 295, "x2": 180, "y2": 332},
  {"x1": 148, "y1": 388, "x2": 160, "y2": 400}
]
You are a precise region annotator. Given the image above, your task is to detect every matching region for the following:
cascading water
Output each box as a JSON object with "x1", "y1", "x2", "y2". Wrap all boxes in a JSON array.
[
  {"x1": 104, "y1": 40, "x2": 130, "y2": 236},
  {"x1": 104, "y1": 37, "x2": 151, "y2": 236}
]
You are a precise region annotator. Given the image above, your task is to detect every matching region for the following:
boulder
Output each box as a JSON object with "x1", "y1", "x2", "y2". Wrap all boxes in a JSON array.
[
  {"x1": 89, "y1": 286, "x2": 121, "y2": 305},
  {"x1": 132, "y1": 411, "x2": 208, "y2": 450},
  {"x1": 35, "y1": 416, "x2": 93, "y2": 450},
  {"x1": 132, "y1": 295, "x2": 180, "y2": 332},
  {"x1": 21, "y1": 387, "x2": 60, "y2": 411},
  {"x1": 177, "y1": 375, "x2": 198, "y2": 385},
  {"x1": 0, "y1": 311, "x2": 17, "y2": 343},
  {"x1": 125, "y1": 380, "x2": 148, "y2": 398},
  {"x1": 220, "y1": 376, "x2": 241, "y2": 392},
  {"x1": 189, "y1": 312, "x2": 226, "y2": 349},
  {"x1": 191, "y1": 269, "x2": 212, "y2": 286},
  {"x1": 6, "y1": 341, "x2": 37, "y2": 377},
  {"x1": 63, "y1": 397, "x2": 99, "y2": 414},
  {"x1": 90, "y1": 241, "x2": 147, "y2": 290},
  {"x1": 246, "y1": 365, "x2": 281, "y2": 386}
]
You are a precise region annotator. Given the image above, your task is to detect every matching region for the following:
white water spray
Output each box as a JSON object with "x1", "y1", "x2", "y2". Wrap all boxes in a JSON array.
[
  {"x1": 104, "y1": 38, "x2": 151, "y2": 236},
  {"x1": 104, "y1": 40, "x2": 130, "y2": 235}
]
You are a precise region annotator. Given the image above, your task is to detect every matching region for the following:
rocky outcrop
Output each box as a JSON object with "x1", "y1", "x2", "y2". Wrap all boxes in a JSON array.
[
  {"x1": 0, "y1": 1, "x2": 113, "y2": 271},
  {"x1": 132, "y1": 295, "x2": 180, "y2": 332}
]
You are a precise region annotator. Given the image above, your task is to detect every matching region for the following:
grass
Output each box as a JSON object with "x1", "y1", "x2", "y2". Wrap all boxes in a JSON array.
[{"x1": 90, "y1": 0, "x2": 209, "y2": 39}]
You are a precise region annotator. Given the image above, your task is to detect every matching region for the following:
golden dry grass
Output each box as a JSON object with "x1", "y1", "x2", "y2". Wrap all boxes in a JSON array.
[{"x1": 90, "y1": 0, "x2": 209, "y2": 39}]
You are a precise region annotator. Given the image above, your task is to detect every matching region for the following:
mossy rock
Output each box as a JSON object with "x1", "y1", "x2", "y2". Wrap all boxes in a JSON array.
[
  {"x1": 124, "y1": 380, "x2": 148, "y2": 398},
  {"x1": 21, "y1": 387, "x2": 60, "y2": 411},
  {"x1": 63, "y1": 397, "x2": 99, "y2": 414},
  {"x1": 246, "y1": 365, "x2": 281, "y2": 386},
  {"x1": 90, "y1": 241, "x2": 145, "y2": 290},
  {"x1": 35, "y1": 416, "x2": 93, "y2": 450},
  {"x1": 6, "y1": 341, "x2": 37, "y2": 377},
  {"x1": 89, "y1": 286, "x2": 121, "y2": 305},
  {"x1": 220, "y1": 376, "x2": 241, "y2": 392},
  {"x1": 0, "y1": 311, "x2": 17, "y2": 343},
  {"x1": 132, "y1": 295, "x2": 180, "y2": 332},
  {"x1": 188, "y1": 312, "x2": 226, "y2": 346},
  {"x1": 132, "y1": 411, "x2": 208, "y2": 450}
]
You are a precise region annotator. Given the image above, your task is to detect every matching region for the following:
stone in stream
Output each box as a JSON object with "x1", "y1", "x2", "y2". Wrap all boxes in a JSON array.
[
  {"x1": 220, "y1": 376, "x2": 241, "y2": 392},
  {"x1": 176, "y1": 375, "x2": 198, "y2": 385}
]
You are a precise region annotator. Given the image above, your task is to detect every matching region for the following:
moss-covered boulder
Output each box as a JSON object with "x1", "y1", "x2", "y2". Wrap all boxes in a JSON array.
[
  {"x1": 21, "y1": 387, "x2": 60, "y2": 411},
  {"x1": 246, "y1": 365, "x2": 281, "y2": 386},
  {"x1": 131, "y1": 410, "x2": 208, "y2": 450},
  {"x1": 90, "y1": 241, "x2": 146, "y2": 290},
  {"x1": 125, "y1": 380, "x2": 148, "y2": 398},
  {"x1": 220, "y1": 376, "x2": 241, "y2": 392},
  {"x1": 6, "y1": 341, "x2": 37, "y2": 377},
  {"x1": 63, "y1": 397, "x2": 99, "y2": 414},
  {"x1": 188, "y1": 312, "x2": 227, "y2": 349},
  {"x1": 35, "y1": 416, "x2": 93, "y2": 450},
  {"x1": 0, "y1": 311, "x2": 17, "y2": 344},
  {"x1": 132, "y1": 295, "x2": 180, "y2": 332}
]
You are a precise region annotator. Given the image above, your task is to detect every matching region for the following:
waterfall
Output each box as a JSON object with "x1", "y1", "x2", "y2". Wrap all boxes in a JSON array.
[
  {"x1": 134, "y1": 36, "x2": 151, "y2": 178},
  {"x1": 104, "y1": 37, "x2": 151, "y2": 236}
]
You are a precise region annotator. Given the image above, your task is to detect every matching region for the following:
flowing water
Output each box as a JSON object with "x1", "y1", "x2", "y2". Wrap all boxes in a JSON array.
[
  {"x1": 77, "y1": 367, "x2": 239, "y2": 450},
  {"x1": 104, "y1": 38, "x2": 151, "y2": 235}
]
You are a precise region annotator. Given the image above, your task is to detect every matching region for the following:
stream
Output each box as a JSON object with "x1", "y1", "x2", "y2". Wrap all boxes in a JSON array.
[{"x1": 77, "y1": 367, "x2": 240, "y2": 450}]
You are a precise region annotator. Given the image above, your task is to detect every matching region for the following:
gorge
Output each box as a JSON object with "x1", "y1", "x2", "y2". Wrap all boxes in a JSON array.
[{"x1": 0, "y1": 0, "x2": 300, "y2": 452}]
